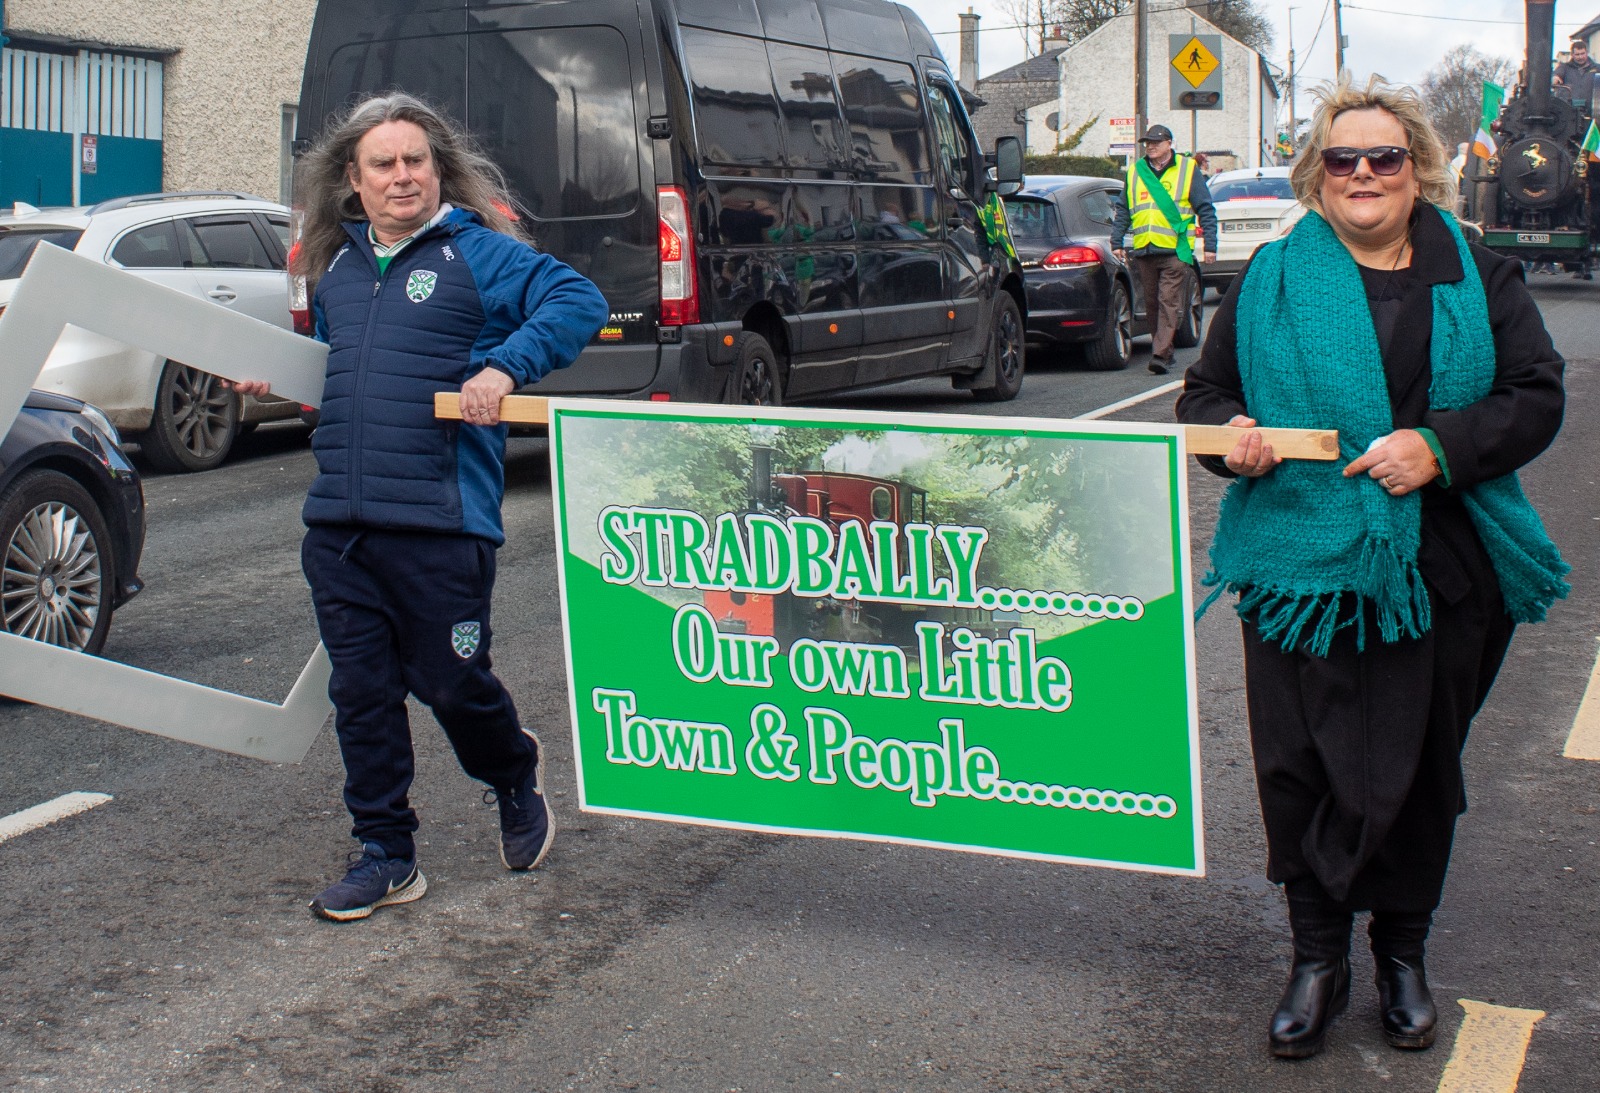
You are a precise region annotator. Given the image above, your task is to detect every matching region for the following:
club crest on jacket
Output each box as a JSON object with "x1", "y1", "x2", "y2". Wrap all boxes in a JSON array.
[{"x1": 406, "y1": 270, "x2": 439, "y2": 303}]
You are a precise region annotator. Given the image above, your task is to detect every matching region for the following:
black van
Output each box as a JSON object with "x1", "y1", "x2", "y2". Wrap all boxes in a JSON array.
[{"x1": 296, "y1": 0, "x2": 1027, "y2": 405}]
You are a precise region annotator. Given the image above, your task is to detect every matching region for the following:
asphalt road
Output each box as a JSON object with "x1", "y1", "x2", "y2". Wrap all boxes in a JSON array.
[{"x1": 0, "y1": 278, "x2": 1595, "y2": 1092}]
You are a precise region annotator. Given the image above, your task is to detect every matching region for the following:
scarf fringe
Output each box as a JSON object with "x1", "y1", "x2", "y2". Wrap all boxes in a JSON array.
[{"x1": 1197, "y1": 537, "x2": 1431, "y2": 657}]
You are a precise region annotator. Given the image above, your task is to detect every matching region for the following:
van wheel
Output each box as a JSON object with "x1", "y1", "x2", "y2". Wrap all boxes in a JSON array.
[
  {"x1": 1081, "y1": 281, "x2": 1132, "y2": 371},
  {"x1": 724, "y1": 332, "x2": 784, "y2": 406},
  {"x1": 1172, "y1": 273, "x2": 1204, "y2": 349},
  {"x1": 971, "y1": 294, "x2": 1025, "y2": 402},
  {"x1": 138, "y1": 359, "x2": 240, "y2": 473}
]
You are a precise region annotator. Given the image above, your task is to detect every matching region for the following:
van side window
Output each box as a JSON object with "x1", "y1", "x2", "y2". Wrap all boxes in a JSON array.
[
  {"x1": 325, "y1": 37, "x2": 467, "y2": 133},
  {"x1": 767, "y1": 43, "x2": 846, "y2": 173},
  {"x1": 926, "y1": 81, "x2": 974, "y2": 194},
  {"x1": 834, "y1": 56, "x2": 931, "y2": 184},
  {"x1": 681, "y1": 28, "x2": 786, "y2": 172},
  {"x1": 469, "y1": 28, "x2": 640, "y2": 220}
]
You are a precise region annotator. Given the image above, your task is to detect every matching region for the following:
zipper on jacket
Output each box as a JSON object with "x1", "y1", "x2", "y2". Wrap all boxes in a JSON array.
[{"x1": 349, "y1": 258, "x2": 386, "y2": 524}]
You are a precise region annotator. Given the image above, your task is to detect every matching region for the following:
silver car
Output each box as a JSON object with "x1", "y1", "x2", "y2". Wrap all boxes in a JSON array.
[{"x1": 0, "y1": 192, "x2": 302, "y2": 473}]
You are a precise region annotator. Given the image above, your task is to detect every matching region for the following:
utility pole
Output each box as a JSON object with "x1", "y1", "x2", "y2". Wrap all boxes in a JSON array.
[
  {"x1": 1134, "y1": 0, "x2": 1148, "y2": 145},
  {"x1": 1333, "y1": 0, "x2": 1345, "y2": 76},
  {"x1": 1287, "y1": 6, "x2": 1297, "y2": 161}
]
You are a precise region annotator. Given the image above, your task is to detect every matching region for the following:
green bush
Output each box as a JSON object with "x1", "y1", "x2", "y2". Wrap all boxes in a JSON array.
[{"x1": 1023, "y1": 154, "x2": 1125, "y2": 181}]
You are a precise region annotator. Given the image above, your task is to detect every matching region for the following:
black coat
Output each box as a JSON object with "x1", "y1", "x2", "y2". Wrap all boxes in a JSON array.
[{"x1": 1177, "y1": 204, "x2": 1566, "y2": 910}]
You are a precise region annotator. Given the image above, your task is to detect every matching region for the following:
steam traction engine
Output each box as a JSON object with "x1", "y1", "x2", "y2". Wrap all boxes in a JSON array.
[{"x1": 1468, "y1": 0, "x2": 1597, "y2": 277}]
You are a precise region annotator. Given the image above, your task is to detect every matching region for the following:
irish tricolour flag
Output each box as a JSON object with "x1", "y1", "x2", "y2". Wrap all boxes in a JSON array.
[
  {"x1": 1582, "y1": 119, "x2": 1600, "y2": 161},
  {"x1": 1472, "y1": 81, "x2": 1505, "y2": 159}
]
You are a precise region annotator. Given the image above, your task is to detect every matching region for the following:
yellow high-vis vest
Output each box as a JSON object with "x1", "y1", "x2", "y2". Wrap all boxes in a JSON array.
[{"x1": 1125, "y1": 154, "x2": 1198, "y2": 252}]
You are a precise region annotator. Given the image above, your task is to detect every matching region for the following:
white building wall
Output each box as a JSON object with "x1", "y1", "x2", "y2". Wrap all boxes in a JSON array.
[
  {"x1": 7, "y1": 0, "x2": 317, "y2": 201},
  {"x1": 1051, "y1": 7, "x2": 1278, "y2": 169}
]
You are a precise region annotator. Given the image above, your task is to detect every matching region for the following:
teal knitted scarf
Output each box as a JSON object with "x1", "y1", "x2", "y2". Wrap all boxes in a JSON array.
[{"x1": 1202, "y1": 208, "x2": 1568, "y2": 654}]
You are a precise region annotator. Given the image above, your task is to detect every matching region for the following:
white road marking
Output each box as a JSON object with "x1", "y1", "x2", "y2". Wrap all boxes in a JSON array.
[
  {"x1": 1076, "y1": 379, "x2": 1184, "y2": 420},
  {"x1": 0, "y1": 792, "x2": 113, "y2": 845},
  {"x1": 1563, "y1": 638, "x2": 1600, "y2": 761}
]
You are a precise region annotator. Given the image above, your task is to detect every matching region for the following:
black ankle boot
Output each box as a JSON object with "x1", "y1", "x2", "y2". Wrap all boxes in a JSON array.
[
  {"x1": 1375, "y1": 955, "x2": 1437, "y2": 1049},
  {"x1": 1269, "y1": 956, "x2": 1350, "y2": 1058}
]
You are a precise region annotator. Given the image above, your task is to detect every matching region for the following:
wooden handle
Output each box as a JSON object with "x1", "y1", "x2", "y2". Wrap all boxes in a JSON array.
[
  {"x1": 434, "y1": 394, "x2": 1339, "y2": 461},
  {"x1": 1184, "y1": 425, "x2": 1339, "y2": 461},
  {"x1": 435, "y1": 392, "x2": 550, "y2": 425}
]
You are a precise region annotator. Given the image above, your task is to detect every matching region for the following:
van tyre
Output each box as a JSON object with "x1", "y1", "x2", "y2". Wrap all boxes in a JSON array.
[
  {"x1": 1081, "y1": 281, "x2": 1132, "y2": 371},
  {"x1": 0, "y1": 470, "x2": 114, "y2": 655},
  {"x1": 971, "y1": 293, "x2": 1024, "y2": 402},
  {"x1": 724, "y1": 332, "x2": 784, "y2": 406},
  {"x1": 139, "y1": 360, "x2": 240, "y2": 473},
  {"x1": 1172, "y1": 272, "x2": 1204, "y2": 350}
]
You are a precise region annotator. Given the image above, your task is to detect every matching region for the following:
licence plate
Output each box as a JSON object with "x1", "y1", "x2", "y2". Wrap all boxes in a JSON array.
[
  {"x1": 1517, "y1": 232, "x2": 1551, "y2": 244},
  {"x1": 1223, "y1": 220, "x2": 1274, "y2": 232}
]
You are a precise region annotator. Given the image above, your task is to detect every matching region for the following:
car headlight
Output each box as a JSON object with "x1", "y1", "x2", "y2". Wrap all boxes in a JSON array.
[{"x1": 78, "y1": 402, "x2": 121, "y2": 448}]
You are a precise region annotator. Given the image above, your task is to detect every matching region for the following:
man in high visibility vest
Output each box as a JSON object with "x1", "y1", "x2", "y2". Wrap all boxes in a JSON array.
[{"x1": 1112, "y1": 124, "x2": 1219, "y2": 374}]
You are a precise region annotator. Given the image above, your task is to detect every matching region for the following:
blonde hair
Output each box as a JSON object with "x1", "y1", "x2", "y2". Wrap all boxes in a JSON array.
[
  {"x1": 294, "y1": 93, "x2": 529, "y2": 286},
  {"x1": 1289, "y1": 72, "x2": 1457, "y2": 214}
]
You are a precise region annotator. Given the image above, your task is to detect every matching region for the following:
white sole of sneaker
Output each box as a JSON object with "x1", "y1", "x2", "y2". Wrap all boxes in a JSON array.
[
  {"x1": 502, "y1": 730, "x2": 555, "y2": 872},
  {"x1": 311, "y1": 870, "x2": 428, "y2": 922}
]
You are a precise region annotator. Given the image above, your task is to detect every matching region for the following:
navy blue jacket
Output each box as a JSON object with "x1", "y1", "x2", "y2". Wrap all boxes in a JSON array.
[{"x1": 306, "y1": 208, "x2": 607, "y2": 543}]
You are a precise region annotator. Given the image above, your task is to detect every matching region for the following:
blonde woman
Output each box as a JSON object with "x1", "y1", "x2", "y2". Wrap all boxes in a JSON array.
[{"x1": 1178, "y1": 76, "x2": 1568, "y2": 1059}]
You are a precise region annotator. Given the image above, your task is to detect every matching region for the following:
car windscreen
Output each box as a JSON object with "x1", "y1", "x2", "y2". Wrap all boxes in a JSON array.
[
  {"x1": 0, "y1": 228, "x2": 83, "y2": 279},
  {"x1": 1211, "y1": 177, "x2": 1295, "y2": 201},
  {"x1": 1001, "y1": 198, "x2": 1061, "y2": 239}
]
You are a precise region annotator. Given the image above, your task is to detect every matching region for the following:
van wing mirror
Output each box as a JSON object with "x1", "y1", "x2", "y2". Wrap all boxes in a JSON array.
[{"x1": 990, "y1": 136, "x2": 1025, "y2": 196}]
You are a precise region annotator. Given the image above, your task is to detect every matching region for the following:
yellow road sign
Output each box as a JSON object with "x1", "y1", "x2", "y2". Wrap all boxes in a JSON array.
[{"x1": 1172, "y1": 36, "x2": 1220, "y2": 89}]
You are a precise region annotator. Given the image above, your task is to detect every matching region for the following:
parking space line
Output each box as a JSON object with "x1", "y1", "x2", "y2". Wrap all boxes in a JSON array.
[
  {"x1": 1563, "y1": 639, "x2": 1600, "y2": 761},
  {"x1": 1076, "y1": 379, "x2": 1184, "y2": 421},
  {"x1": 1436, "y1": 1000, "x2": 1545, "y2": 1093},
  {"x1": 0, "y1": 792, "x2": 113, "y2": 845}
]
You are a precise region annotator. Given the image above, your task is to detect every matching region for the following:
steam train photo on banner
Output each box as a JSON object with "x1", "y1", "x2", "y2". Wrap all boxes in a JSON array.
[
  {"x1": 1466, "y1": 0, "x2": 1599, "y2": 277},
  {"x1": 703, "y1": 446, "x2": 1000, "y2": 649}
]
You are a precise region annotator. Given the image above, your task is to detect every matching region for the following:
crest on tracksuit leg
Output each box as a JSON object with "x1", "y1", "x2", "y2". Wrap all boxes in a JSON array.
[{"x1": 451, "y1": 622, "x2": 481, "y2": 659}]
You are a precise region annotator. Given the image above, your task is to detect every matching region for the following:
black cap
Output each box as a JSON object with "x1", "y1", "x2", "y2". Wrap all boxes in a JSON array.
[{"x1": 1140, "y1": 124, "x2": 1174, "y2": 143}]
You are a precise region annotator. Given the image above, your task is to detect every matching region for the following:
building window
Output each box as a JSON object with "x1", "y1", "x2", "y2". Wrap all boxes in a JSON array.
[{"x1": 280, "y1": 104, "x2": 297, "y2": 204}]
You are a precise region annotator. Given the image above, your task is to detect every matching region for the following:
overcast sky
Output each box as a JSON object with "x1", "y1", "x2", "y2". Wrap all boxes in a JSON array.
[{"x1": 906, "y1": 1, "x2": 1597, "y2": 118}]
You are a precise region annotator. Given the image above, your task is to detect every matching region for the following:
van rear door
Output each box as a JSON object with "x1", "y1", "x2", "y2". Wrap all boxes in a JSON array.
[{"x1": 299, "y1": 0, "x2": 658, "y2": 393}]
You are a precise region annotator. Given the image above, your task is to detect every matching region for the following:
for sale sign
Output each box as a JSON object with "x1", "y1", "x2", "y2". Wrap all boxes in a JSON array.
[{"x1": 550, "y1": 403, "x2": 1203, "y2": 875}]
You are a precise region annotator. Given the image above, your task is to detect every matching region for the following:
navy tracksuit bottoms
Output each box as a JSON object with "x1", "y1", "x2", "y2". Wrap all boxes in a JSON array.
[{"x1": 302, "y1": 525, "x2": 536, "y2": 860}]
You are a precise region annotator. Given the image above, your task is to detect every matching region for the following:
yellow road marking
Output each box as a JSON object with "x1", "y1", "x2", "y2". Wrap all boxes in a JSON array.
[
  {"x1": 1437, "y1": 1000, "x2": 1545, "y2": 1093},
  {"x1": 1564, "y1": 639, "x2": 1600, "y2": 761}
]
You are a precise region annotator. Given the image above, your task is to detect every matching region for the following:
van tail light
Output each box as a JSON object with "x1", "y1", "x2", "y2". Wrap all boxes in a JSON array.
[
  {"x1": 658, "y1": 186, "x2": 699, "y2": 326},
  {"x1": 1041, "y1": 245, "x2": 1101, "y2": 270}
]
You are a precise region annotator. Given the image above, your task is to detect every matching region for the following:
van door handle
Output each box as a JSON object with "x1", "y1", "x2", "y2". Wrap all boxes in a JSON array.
[
  {"x1": 207, "y1": 289, "x2": 238, "y2": 303},
  {"x1": 946, "y1": 216, "x2": 966, "y2": 230}
]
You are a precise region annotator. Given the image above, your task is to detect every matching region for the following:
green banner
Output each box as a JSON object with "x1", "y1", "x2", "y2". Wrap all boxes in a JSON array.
[{"x1": 550, "y1": 402, "x2": 1204, "y2": 876}]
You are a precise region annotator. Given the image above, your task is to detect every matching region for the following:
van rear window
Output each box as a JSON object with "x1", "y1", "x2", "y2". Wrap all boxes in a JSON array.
[
  {"x1": 471, "y1": 28, "x2": 640, "y2": 220},
  {"x1": 324, "y1": 28, "x2": 639, "y2": 222}
]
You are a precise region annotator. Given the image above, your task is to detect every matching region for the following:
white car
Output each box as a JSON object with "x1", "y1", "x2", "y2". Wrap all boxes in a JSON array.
[
  {"x1": 1204, "y1": 166, "x2": 1307, "y2": 294},
  {"x1": 0, "y1": 192, "x2": 303, "y2": 472}
]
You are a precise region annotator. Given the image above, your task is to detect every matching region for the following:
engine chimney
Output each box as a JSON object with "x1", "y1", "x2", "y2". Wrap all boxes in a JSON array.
[
  {"x1": 1525, "y1": 0, "x2": 1557, "y2": 119},
  {"x1": 959, "y1": 7, "x2": 980, "y2": 91}
]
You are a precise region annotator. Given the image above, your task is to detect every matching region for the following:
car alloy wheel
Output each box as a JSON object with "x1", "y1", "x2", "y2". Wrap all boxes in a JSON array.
[
  {"x1": 140, "y1": 359, "x2": 240, "y2": 473},
  {"x1": 0, "y1": 470, "x2": 113, "y2": 654}
]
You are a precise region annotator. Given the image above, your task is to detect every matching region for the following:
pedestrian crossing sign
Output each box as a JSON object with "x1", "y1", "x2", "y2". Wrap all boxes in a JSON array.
[{"x1": 1172, "y1": 36, "x2": 1220, "y2": 89}]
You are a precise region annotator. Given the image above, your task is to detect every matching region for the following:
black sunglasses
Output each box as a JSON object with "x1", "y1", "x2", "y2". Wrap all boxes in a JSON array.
[{"x1": 1321, "y1": 145, "x2": 1411, "y2": 176}]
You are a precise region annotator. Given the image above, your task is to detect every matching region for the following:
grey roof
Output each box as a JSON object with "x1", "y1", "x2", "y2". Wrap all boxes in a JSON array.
[
  {"x1": 1576, "y1": 16, "x2": 1600, "y2": 42},
  {"x1": 978, "y1": 47, "x2": 1066, "y2": 85}
]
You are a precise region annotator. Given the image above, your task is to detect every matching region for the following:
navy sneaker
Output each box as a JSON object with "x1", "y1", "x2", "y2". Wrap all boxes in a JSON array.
[
  {"x1": 309, "y1": 842, "x2": 427, "y2": 922},
  {"x1": 486, "y1": 729, "x2": 555, "y2": 871}
]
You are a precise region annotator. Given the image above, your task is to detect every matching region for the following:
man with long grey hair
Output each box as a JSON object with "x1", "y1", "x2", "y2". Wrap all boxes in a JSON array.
[{"x1": 235, "y1": 93, "x2": 607, "y2": 921}]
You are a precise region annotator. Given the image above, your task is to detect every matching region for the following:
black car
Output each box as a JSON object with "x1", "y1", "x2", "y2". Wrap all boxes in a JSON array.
[
  {"x1": 0, "y1": 391, "x2": 145, "y2": 655},
  {"x1": 296, "y1": 0, "x2": 1027, "y2": 406},
  {"x1": 1004, "y1": 175, "x2": 1203, "y2": 371}
]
